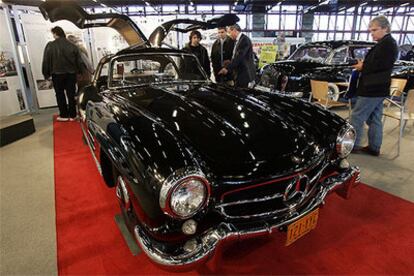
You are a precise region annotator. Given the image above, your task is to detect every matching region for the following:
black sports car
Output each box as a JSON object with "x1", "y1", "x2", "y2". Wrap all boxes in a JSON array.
[
  {"x1": 41, "y1": 1, "x2": 360, "y2": 271},
  {"x1": 259, "y1": 40, "x2": 414, "y2": 100}
]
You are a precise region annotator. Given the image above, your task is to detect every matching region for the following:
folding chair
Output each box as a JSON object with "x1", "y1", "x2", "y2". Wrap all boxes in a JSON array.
[
  {"x1": 310, "y1": 80, "x2": 348, "y2": 109},
  {"x1": 382, "y1": 78, "x2": 408, "y2": 123},
  {"x1": 383, "y1": 89, "x2": 414, "y2": 157},
  {"x1": 389, "y1": 78, "x2": 407, "y2": 102}
]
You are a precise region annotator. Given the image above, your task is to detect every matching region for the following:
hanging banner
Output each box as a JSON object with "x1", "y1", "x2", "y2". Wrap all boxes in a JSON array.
[{"x1": 0, "y1": 8, "x2": 25, "y2": 116}]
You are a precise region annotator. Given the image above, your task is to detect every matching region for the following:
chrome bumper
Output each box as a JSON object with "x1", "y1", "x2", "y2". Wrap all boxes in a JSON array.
[{"x1": 134, "y1": 166, "x2": 360, "y2": 270}]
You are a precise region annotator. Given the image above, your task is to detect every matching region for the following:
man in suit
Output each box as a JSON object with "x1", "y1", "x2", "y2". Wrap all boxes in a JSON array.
[
  {"x1": 211, "y1": 27, "x2": 235, "y2": 84},
  {"x1": 351, "y1": 16, "x2": 399, "y2": 156},
  {"x1": 218, "y1": 24, "x2": 256, "y2": 88}
]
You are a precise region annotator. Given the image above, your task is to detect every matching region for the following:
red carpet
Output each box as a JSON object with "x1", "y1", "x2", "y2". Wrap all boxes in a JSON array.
[{"x1": 54, "y1": 118, "x2": 414, "y2": 275}]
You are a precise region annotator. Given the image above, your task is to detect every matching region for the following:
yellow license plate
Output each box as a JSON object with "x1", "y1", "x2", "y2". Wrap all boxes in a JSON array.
[{"x1": 286, "y1": 208, "x2": 319, "y2": 246}]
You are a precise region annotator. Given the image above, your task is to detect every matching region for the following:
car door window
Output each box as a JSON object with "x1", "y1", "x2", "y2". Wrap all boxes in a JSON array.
[
  {"x1": 94, "y1": 59, "x2": 111, "y2": 92},
  {"x1": 351, "y1": 47, "x2": 371, "y2": 60},
  {"x1": 330, "y1": 48, "x2": 348, "y2": 64}
]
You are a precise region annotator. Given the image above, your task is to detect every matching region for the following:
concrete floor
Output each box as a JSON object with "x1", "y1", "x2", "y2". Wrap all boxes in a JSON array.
[{"x1": 0, "y1": 107, "x2": 413, "y2": 275}]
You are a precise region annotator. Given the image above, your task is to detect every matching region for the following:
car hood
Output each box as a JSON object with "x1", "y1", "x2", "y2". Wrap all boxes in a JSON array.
[{"x1": 110, "y1": 84, "x2": 335, "y2": 179}]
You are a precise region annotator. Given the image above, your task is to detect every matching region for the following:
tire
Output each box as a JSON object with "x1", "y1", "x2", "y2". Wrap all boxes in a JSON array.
[{"x1": 327, "y1": 83, "x2": 340, "y2": 101}]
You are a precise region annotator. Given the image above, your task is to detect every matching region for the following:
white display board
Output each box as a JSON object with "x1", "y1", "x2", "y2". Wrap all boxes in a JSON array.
[
  {"x1": 0, "y1": 8, "x2": 25, "y2": 116},
  {"x1": 89, "y1": 28, "x2": 129, "y2": 75},
  {"x1": 20, "y1": 12, "x2": 86, "y2": 108}
]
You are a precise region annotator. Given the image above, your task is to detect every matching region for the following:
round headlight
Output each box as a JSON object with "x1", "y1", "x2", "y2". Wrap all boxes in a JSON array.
[
  {"x1": 170, "y1": 177, "x2": 207, "y2": 218},
  {"x1": 159, "y1": 169, "x2": 210, "y2": 219},
  {"x1": 336, "y1": 125, "x2": 356, "y2": 158}
]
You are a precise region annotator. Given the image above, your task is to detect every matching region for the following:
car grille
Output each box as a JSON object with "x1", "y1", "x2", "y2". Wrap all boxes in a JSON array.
[{"x1": 216, "y1": 160, "x2": 327, "y2": 220}]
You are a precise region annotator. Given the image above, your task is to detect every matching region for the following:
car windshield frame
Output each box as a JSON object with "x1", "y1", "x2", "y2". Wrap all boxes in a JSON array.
[{"x1": 107, "y1": 52, "x2": 209, "y2": 90}]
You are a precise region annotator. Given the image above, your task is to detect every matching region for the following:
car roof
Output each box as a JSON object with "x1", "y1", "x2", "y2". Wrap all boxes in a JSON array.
[{"x1": 301, "y1": 40, "x2": 375, "y2": 49}]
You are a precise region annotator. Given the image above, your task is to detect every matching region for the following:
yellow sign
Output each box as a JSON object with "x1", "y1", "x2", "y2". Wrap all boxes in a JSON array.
[{"x1": 258, "y1": 45, "x2": 277, "y2": 69}]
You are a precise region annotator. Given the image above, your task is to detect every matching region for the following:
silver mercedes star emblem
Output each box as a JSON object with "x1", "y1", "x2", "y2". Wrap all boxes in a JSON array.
[{"x1": 283, "y1": 174, "x2": 310, "y2": 208}]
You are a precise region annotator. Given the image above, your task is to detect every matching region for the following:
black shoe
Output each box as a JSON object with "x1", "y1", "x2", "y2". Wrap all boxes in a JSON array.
[
  {"x1": 360, "y1": 146, "x2": 380, "y2": 156},
  {"x1": 351, "y1": 146, "x2": 363, "y2": 154},
  {"x1": 351, "y1": 146, "x2": 380, "y2": 156}
]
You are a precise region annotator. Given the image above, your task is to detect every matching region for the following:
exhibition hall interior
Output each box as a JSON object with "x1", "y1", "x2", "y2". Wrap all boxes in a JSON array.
[{"x1": 1, "y1": 0, "x2": 413, "y2": 274}]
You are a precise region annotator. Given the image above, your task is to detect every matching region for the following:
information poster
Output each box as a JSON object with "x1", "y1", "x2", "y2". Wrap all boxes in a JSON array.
[
  {"x1": 0, "y1": 8, "x2": 25, "y2": 116},
  {"x1": 20, "y1": 12, "x2": 86, "y2": 108},
  {"x1": 258, "y1": 45, "x2": 277, "y2": 69}
]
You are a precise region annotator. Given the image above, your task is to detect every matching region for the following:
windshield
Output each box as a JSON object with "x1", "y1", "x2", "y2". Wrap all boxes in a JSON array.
[
  {"x1": 109, "y1": 53, "x2": 207, "y2": 88},
  {"x1": 290, "y1": 46, "x2": 330, "y2": 63}
]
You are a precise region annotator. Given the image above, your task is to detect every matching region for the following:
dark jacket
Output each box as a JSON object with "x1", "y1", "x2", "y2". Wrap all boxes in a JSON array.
[
  {"x1": 211, "y1": 37, "x2": 235, "y2": 81},
  {"x1": 42, "y1": 37, "x2": 83, "y2": 79},
  {"x1": 357, "y1": 33, "x2": 398, "y2": 97},
  {"x1": 226, "y1": 33, "x2": 256, "y2": 88},
  {"x1": 183, "y1": 43, "x2": 211, "y2": 78}
]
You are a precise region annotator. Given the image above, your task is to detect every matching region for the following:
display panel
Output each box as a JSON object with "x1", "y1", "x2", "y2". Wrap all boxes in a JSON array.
[{"x1": 0, "y1": 7, "x2": 25, "y2": 116}]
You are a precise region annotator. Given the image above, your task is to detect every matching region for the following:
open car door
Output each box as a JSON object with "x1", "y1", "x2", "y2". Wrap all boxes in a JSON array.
[
  {"x1": 39, "y1": 0, "x2": 147, "y2": 46},
  {"x1": 148, "y1": 14, "x2": 239, "y2": 47}
]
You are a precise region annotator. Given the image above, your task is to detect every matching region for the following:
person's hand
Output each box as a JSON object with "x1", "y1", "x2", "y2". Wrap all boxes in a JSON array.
[
  {"x1": 352, "y1": 59, "x2": 363, "y2": 71},
  {"x1": 218, "y1": 68, "x2": 228, "y2": 75}
]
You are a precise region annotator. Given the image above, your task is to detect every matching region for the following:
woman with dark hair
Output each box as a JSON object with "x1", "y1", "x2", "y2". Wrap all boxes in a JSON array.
[{"x1": 182, "y1": 30, "x2": 211, "y2": 78}]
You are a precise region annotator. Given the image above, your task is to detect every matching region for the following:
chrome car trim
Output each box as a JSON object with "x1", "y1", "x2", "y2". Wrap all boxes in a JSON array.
[
  {"x1": 336, "y1": 124, "x2": 356, "y2": 158},
  {"x1": 80, "y1": 122, "x2": 102, "y2": 175},
  {"x1": 134, "y1": 166, "x2": 360, "y2": 269},
  {"x1": 216, "y1": 160, "x2": 329, "y2": 219},
  {"x1": 159, "y1": 167, "x2": 210, "y2": 219},
  {"x1": 217, "y1": 192, "x2": 284, "y2": 208}
]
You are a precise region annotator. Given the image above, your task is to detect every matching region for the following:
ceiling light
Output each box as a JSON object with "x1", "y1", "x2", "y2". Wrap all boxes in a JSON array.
[
  {"x1": 400, "y1": 2, "x2": 409, "y2": 7},
  {"x1": 101, "y1": 3, "x2": 107, "y2": 8},
  {"x1": 360, "y1": 2, "x2": 368, "y2": 7}
]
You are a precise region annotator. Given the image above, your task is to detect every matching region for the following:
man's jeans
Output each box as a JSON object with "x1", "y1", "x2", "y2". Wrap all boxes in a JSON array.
[{"x1": 351, "y1": 96, "x2": 385, "y2": 152}]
